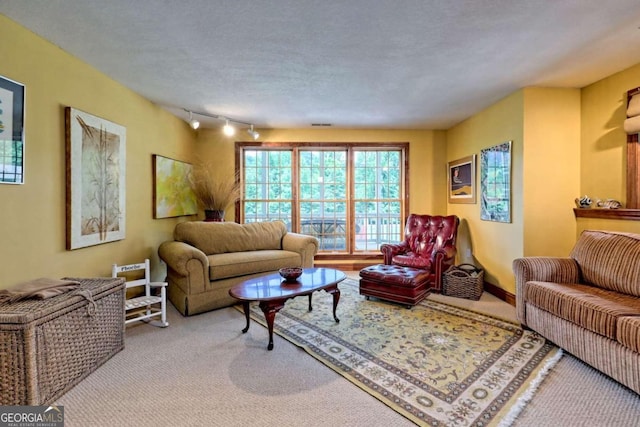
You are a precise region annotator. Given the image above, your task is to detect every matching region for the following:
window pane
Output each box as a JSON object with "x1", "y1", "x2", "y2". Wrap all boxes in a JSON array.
[
  {"x1": 299, "y1": 149, "x2": 348, "y2": 252},
  {"x1": 353, "y1": 150, "x2": 403, "y2": 251},
  {"x1": 243, "y1": 149, "x2": 292, "y2": 226}
]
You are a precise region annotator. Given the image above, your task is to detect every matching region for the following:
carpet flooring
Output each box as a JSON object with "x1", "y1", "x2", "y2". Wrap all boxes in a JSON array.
[{"x1": 53, "y1": 272, "x2": 640, "y2": 426}]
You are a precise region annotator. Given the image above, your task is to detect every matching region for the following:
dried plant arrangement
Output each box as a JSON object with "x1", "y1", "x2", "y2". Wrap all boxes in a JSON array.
[{"x1": 189, "y1": 163, "x2": 241, "y2": 212}]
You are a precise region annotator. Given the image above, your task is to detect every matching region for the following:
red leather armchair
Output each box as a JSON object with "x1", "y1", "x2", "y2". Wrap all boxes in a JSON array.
[{"x1": 380, "y1": 214, "x2": 459, "y2": 292}]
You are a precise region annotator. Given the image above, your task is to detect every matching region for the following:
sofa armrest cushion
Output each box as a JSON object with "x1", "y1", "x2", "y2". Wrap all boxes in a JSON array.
[
  {"x1": 513, "y1": 256, "x2": 580, "y2": 325},
  {"x1": 282, "y1": 233, "x2": 318, "y2": 267},
  {"x1": 158, "y1": 241, "x2": 209, "y2": 277}
]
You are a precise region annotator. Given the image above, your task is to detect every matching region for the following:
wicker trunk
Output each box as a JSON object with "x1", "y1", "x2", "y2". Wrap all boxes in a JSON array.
[{"x1": 0, "y1": 277, "x2": 125, "y2": 405}]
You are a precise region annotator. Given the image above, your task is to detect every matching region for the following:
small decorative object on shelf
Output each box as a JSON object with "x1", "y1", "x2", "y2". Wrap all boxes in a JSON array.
[
  {"x1": 596, "y1": 199, "x2": 622, "y2": 209},
  {"x1": 279, "y1": 267, "x2": 303, "y2": 283},
  {"x1": 575, "y1": 195, "x2": 592, "y2": 208}
]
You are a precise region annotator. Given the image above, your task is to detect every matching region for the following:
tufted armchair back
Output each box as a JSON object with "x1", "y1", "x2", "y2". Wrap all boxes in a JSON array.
[{"x1": 380, "y1": 214, "x2": 459, "y2": 292}]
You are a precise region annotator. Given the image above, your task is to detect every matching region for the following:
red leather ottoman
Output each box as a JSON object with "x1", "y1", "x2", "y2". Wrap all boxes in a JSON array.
[{"x1": 359, "y1": 264, "x2": 431, "y2": 308}]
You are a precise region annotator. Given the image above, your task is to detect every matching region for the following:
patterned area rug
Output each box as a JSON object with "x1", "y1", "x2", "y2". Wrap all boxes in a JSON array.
[{"x1": 241, "y1": 279, "x2": 562, "y2": 426}]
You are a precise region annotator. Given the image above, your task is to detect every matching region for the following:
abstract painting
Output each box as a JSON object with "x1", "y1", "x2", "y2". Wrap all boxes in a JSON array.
[
  {"x1": 65, "y1": 108, "x2": 126, "y2": 250},
  {"x1": 153, "y1": 155, "x2": 197, "y2": 218},
  {"x1": 480, "y1": 141, "x2": 512, "y2": 223}
]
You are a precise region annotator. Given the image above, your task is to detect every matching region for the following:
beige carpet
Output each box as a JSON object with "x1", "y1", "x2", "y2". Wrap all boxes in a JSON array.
[{"x1": 54, "y1": 272, "x2": 640, "y2": 426}]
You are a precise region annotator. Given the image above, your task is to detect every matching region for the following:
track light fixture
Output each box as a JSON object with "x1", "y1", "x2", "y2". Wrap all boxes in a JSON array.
[
  {"x1": 188, "y1": 111, "x2": 200, "y2": 130},
  {"x1": 182, "y1": 108, "x2": 257, "y2": 139},
  {"x1": 223, "y1": 119, "x2": 236, "y2": 137},
  {"x1": 247, "y1": 124, "x2": 260, "y2": 140}
]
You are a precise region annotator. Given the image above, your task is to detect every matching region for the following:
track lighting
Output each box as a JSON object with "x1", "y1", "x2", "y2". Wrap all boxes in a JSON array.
[
  {"x1": 223, "y1": 119, "x2": 236, "y2": 136},
  {"x1": 182, "y1": 108, "x2": 257, "y2": 139},
  {"x1": 247, "y1": 125, "x2": 259, "y2": 140},
  {"x1": 188, "y1": 111, "x2": 200, "y2": 130}
]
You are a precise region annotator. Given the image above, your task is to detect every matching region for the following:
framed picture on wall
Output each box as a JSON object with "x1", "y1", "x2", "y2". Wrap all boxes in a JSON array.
[
  {"x1": 65, "y1": 107, "x2": 126, "y2": 250},
  {"x1": 152, "y1": 154, "x2": 198, "y2": 218},
  {"x1": 447, "y1": 155, "x2": 476, "y2": 204},
  {"x1": 480, "y1": 141, "x2": 512, "y2": 223},
  {"x1": 0, "y1": 75, "x2": 25, "y2": 184}
]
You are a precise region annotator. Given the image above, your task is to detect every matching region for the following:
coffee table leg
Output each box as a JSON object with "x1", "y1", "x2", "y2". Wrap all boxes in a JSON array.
[
  {"x1": 259, "y1": 300, "x2": 286, "y2": 351},
  {"x1": 241, "y1": 301, "x2": 251, "y2": 333},
  {"x1": 308, "y1": 294, "x2": 312, "y2": 312},
  {"x1": 325, "y1": 286, "x2": 340, "y2": 323}
]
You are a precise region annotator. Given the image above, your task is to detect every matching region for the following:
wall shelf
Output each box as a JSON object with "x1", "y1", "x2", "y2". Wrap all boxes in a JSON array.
[{"x1": 573, "y1": 208, "x2": 640, "y2": 221}]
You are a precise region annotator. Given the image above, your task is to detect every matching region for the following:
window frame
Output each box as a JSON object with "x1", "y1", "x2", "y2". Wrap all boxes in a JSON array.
[{"x1": 235, "y1": 141, "x2": 410, "y2": 259}]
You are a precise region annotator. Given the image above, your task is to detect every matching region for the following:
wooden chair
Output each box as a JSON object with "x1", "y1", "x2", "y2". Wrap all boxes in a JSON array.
[{"x1": 112, "y1": 259, "x2": 169, "y2": 327}]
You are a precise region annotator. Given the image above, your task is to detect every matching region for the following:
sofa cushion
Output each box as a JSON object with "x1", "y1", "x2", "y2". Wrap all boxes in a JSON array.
[
  {"x1": 525, "y1": 281, "x2": 640, "y2": 339},
  {"x1": 208, "y1": 250, "x2": 301, "y2": 281},
  {"x1": 617, "y1": 316, "x2": 640, "y2": 353},
  {"x1": 174, "y1": 221, "x2": 287, "y2": 255},
  {"x1": 570, "y1": 230, "x2": 640, "y2": 297}
]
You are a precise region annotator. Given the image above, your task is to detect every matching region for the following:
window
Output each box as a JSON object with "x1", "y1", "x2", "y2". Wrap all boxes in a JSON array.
[{"x1": 238, "y1": 143, "x2": 408, "y2": 255}]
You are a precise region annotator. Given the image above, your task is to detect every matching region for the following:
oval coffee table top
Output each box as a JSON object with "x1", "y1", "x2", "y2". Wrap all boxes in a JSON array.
[{"x1": 229, "y1": 267, "x2": 346, "y2": 301}]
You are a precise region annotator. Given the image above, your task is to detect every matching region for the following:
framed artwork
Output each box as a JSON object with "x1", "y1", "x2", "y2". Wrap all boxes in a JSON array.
[
  {"x1": 448, "y1": 155, "x2": 476, "y2": 204},
  {"x1": 480, "y1": 141, "x2": 512, "y2": 223},
  {"x1": 0, "y1": 75, "x2": 25, "y2": 184},
  {"x1": 152, "y1": 154, "x2": 198, "y2": 218},
  {"x1": 65, "y1": 108, "x2": 126, "y2": 250}
]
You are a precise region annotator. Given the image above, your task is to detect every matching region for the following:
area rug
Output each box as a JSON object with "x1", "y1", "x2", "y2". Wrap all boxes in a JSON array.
[{"x1": 240, "y1": 279, "x2": 562, "y2": 426}]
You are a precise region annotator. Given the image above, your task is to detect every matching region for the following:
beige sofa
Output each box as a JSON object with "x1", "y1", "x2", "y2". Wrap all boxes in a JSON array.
[
  {"x1": 513, "y1": 230, "x2": 640, "y2": 394},
  {"x1": 158, "y1": 221, "x2": 318, "y2": 316}
]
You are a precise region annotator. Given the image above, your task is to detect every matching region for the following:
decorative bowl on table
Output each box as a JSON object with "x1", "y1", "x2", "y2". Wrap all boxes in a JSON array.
[{"x1": 279, "y1": 267, "x2": 303, "y2": 283}]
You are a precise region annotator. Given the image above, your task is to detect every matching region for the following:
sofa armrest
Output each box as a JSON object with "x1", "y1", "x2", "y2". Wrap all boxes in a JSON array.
[
  {"x1": 282, "y1": 233, "x2": 319, "y2": 267},
  {"x1": 380, "y1": 242, "x2": 409, "y2": 265},
  {"x1": 158, "y1": 241, "x2": 210, "y2": 294},
  {"x1": 512, "y1": 256, "x2": 580, "y2": 326}
]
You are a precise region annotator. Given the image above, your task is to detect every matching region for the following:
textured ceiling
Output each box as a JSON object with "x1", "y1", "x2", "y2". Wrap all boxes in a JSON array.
[{"x1": 2, "y1": 0, "x2": 640, "y2": 129}]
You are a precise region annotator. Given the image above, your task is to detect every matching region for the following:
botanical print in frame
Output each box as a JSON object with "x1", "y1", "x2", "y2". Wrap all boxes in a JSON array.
[
  {"x1": 0, "y1": 75, "x2": 25, "y2": 184},
  {"x1": 65, "y1": 108, "x2": 126, "y2": 250},
  {"x1": 480, "y1": 141, "x2": 512, "y2": 223},
  {"x1": 153, "y1": 154, "x2": 198, "y2": 218},
  {"x1": 448, "y1": 155, "x2": 476, "y2": 204}
]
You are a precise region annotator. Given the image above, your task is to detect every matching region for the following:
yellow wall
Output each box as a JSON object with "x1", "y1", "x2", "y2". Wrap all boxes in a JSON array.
[
  {"x1": 195, "y1": 128, "x2": 448, "y2": 219},
  {"x1": 577, "y1": 62, "x2": 640, "y2": 234},
  {"x1": 522, "y1": 87, "x2": 581, "y2": 256},
  {"x1": 446, "y1": 91, "x2": 525, "y2": 293},
  {"x1": 0, "y1": 15, "x2": 197, "y2": 287}
]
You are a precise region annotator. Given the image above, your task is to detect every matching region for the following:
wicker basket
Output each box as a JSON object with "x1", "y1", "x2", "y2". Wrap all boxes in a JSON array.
[
  {"x1": 442, "y1": 264, "x2": 484, "y2": 300},
  {"x1": 0, "y1": 277, "x2": 125, "y2": 405}
]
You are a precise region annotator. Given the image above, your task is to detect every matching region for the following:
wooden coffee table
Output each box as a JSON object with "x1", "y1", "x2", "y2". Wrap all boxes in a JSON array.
[{"x1": 229, "y1": 268, "x2": 346, "y2": 350}]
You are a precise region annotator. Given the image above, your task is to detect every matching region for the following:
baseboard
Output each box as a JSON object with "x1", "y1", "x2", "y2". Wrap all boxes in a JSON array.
[{"x1": 484, "y1": 281, "x2": 516, "y2": 306}]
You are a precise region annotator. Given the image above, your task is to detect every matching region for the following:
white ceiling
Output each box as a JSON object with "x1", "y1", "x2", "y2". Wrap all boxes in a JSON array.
[{"x1": 2, "y1": 0, "x2": 640, "y2": 129}]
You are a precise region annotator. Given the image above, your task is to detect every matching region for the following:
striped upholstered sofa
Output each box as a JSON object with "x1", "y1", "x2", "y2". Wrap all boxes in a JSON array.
[{"x1": 513, "y1": 230, "x2": 640, "y2": 394}]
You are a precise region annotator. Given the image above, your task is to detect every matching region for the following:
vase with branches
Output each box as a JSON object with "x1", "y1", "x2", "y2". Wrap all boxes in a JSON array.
[{"x1": 189, "y1": 163, "x2": 241, "y2": 222}]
